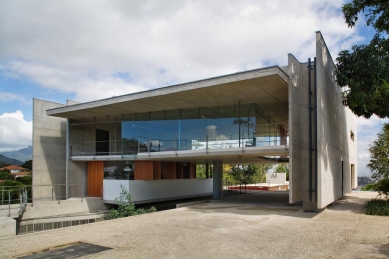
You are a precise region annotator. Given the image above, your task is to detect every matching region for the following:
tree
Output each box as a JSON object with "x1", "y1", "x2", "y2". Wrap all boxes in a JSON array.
[
  {"x1": 229, "y1": 164, "x2": 267, "y2": 193},
  {"x1": 0, "y1": 170, "x2": 15, "y2": 181},
  {"x1": 104, "y1": 185, "x2": 156, "y2": 220},
  {"x1": 367, "y1": 123, "x2": 389, "y2": 180},
  {"x1": 22, "y1": 160, "x2": 32, "y2": 170},
  {"x1": 335, "y1": 0, "x2": 389, "y2": 118}
]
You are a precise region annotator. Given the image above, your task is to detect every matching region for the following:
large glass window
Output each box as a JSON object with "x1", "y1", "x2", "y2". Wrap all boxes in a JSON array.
[{"x1": 121, "y1": 103, "x2": 285, "y2": 154}]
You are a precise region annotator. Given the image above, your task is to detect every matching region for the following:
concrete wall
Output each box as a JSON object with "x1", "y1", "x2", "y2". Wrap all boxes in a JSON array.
[
  {"x1": 315, "y1": 32, "x2": 358, "y2": 208},
  {"x1": 0, "y1": 217, "x2": 16, "y2": 238},
  {"x1": 288, "y1": 54, "x2": 309, "y2": 205},
  {"x1": 103, "y1": 179, "x2": 213, "y2": 203},
  {"x1": 33, "y1": 99, "x2": 67, "y2": 199},
  {"x1": 70, "y1": 122, "x2": 121, "y2": 156},
  {"x1": 266, "y1": 173, "x2": 286, "y2": 185},
  {"x1": 287, "y1": 32, "x2": 358, "y2": 210},
  {"x1": 20, "y1": 198, "x2": 108, "y2": 220}
]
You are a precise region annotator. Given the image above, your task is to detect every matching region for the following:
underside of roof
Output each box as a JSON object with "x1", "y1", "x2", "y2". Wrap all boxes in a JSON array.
[{"x1": 47, "y1": 66, "x2": 289, "y2": 125}]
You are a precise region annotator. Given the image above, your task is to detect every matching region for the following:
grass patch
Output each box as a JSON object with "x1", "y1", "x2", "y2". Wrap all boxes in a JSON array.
[{"x1": 366, "y1": 199, "x2": 389, "y2": 216}]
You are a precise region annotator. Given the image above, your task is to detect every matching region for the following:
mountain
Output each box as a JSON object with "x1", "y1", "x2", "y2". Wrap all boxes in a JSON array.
[
  {"x1": 0, "y1": 154, "x2": 23, "y2": 166},
  {"x1": 0, "y1": 146, "x2": 32, "y2": 163}
]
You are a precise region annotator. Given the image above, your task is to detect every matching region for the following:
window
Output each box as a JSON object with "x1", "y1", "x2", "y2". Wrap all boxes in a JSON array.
[{"x1": 350, "y1": 131, "x2": 354, "y2": 141}]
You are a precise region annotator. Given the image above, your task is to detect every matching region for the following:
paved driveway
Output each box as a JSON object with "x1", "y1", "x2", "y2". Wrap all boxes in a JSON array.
[{"x1": 0, "y1": 191, "x2": 388, "y2": 259}]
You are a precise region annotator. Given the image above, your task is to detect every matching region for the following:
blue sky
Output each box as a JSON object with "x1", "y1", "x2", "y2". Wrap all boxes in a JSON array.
[{"x1": 0, "y1": 0, "x2": 388, "y2": 176}]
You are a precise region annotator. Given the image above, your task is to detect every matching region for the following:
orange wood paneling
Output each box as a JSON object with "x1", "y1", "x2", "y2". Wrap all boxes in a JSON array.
[
  {"x1": 134, "y1": 161, "x2": 153, "y2": 180},
  {"x1": 176, "y1": 162, "x2": 183, "y2": 179},
  {"x1": 153, "y1": 161, "x2": 161, "y2": 180},
  {"x1": 162, "y1": 162, "x2": 177, "y2": 179},
  {"x1": 87, "y1": 161, "x2": 104, "y2": 197},
  {"x1": 190, "y1": 163, "x2": 196, "y2": 179}
]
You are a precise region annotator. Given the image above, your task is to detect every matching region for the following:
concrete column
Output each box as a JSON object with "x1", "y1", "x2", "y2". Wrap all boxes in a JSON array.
[{"x1": 213, "y1": 161, "x2": 223, "y2": 200}]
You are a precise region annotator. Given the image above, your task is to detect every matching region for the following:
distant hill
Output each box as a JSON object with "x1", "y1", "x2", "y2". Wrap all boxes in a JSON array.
[
  {"x1": 0, "y1": 154, "x2": 23, "y2": 166},
  {"x1": 0, "y1": 146, "x2": 32, "y2": 163}
]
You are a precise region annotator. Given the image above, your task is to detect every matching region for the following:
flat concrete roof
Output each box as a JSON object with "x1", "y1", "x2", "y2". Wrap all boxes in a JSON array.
[{"x1": 47, "y1": 66, "x2": 289, "y2": 124}]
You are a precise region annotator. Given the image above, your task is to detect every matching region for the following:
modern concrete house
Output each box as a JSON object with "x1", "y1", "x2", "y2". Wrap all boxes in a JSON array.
[{"x1": 32, "y1": 32, "x2": 357, "y2": 211}]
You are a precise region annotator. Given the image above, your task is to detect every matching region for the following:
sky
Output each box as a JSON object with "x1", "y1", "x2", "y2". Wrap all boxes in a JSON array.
[{"x1": 0, "y1": 0, "x2": 387, "y2": 177}]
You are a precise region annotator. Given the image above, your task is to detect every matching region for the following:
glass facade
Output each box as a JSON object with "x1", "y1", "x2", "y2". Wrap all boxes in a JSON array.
[
  {"x1": 69, "y1": 102, "x2": 287, "y2": 156},
  {"x1": 121, "y1": 103, "x2": 284, "y2": 155}
]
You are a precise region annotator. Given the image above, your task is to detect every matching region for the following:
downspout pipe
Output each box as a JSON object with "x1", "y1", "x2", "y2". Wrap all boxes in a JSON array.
[
  {"x1": 307, "y1": 58, "x2": 313, "y2": 202},
  {"x1": 65, "y1": 119, "x2": 70, "y2": 200},
  {"x1": 314, "y1": 57, "x2": 318, "y2": 202}
]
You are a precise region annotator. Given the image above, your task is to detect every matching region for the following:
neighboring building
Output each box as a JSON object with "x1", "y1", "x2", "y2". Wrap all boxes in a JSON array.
[
  {"x1": 0, "y1": 165, "x2": 28, "y2": 174},
  {"x1": 13, "y1": 171, "x2": 31, "y2": 178},
  {"x1": 32, "y1": 32, "x2": 357, "y2": 211}
]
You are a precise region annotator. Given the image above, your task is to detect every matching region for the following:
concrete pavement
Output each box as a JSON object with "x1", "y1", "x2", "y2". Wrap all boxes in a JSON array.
[{"x1": 0, "y1": 191, "x2": 388, "y2": 259}]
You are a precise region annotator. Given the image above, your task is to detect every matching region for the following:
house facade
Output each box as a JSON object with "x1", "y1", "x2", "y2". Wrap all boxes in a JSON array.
[{"x1": 32, "y1": 32, "x2": 357, "y2": 211}]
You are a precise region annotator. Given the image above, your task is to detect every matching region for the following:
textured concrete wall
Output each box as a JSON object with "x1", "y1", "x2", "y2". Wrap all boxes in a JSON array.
[
  {"x1": 20, "y1": 198, "x2": 108, "y2": 220},
  {"x1": 70, "y1": 122, "x2": 121, "y2": 156},
  {"x1": 288, "y1": 54, "x2": 309, "y2": 205},
  {"x1": 315, "y1": 32, "x2": 358, "y2": 208},
  {"x1": 33, "y1": 99, "x2": 67, "y2": 199},
  {"x1": 0, "y1": 217, "x2": 16, "y2": 238}
]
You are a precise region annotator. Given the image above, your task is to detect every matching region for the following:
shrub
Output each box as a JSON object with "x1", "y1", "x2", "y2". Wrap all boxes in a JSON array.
[
  {"x1": 104, "y1": 184, "x2": 156, "y2": 220},
  {"x1": 362, "y1": 179, "x2": 389, "y2": 198},
  {"x1": 366, "y1": 199, "x2": 389, "y2": 216}
]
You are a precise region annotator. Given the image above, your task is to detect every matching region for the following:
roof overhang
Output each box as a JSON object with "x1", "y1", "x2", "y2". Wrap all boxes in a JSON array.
[{"x1": 47, "y1": 66, "x2": 289, "y2": 124}]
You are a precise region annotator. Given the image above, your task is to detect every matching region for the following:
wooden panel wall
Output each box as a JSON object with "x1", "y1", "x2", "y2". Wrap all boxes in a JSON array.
[
  {"x1": 162, "y1": 162, "x2": 177, "y2": 179},
  {"x1": 87, "y1": 161, "x2": 104, "y2": 197},
  {"x1": 190, "y1": 163, "x2": 196, "y2": 179},
  {"x1": 176, "y1": 162, "x2": 183, "y2": 179},
  {"x1": 153, "y1": 161, "x2": 161, "y2": 180},
  {"x1": 134, "y1": 161, "x2": 154, "y2": 180}
]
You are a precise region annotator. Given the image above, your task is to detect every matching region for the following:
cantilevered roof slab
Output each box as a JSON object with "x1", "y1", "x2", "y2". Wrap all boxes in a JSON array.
[{"x1": 47, "y1": 66, "x2": 289, "y2": 124}]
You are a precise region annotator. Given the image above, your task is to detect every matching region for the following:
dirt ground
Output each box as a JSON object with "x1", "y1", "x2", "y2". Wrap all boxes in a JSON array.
[{"x1": 0, "y1": 191, "x2": 388, "y2": 259}]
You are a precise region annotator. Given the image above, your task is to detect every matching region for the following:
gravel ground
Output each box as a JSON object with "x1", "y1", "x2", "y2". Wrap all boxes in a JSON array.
[{"x1": 0, "y1": 191, "x2": 388, "y2": 259}]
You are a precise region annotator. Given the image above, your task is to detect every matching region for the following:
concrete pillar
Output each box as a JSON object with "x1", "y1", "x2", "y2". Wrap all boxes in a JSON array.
[{"x1": 213, "y1": 161, "x2": 223, "y2": 200}]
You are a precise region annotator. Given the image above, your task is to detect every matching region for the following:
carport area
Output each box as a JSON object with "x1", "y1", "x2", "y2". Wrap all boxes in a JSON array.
[{"x1": 1, "y1": 192, "x2": 387, "y2": 259}]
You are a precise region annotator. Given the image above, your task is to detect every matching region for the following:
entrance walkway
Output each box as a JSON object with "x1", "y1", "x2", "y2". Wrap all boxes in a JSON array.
[{"x1": 0, "y1": 192, "x2": 387, "y2": 259}]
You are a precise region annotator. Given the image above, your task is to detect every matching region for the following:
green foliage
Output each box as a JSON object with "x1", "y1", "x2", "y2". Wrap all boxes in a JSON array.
[
  {"x1": 0, "y1": 170, "x2": 15, "y2": 181},
  {"x1": 360, "y1": 179, "x2": 389, "y2": 200},
  {"x1": 16, "y1": 175, "x2": 32, "y2": 185},
  {"x1": 366, "y1": 199, "x2": 389, "y2": 216},
  {"x1": 0, "y1": 180, "x2": 25, "y2": 204},
  {"x1": 196, "y1": 164, "x2": 207, "y2": 178},
  {"x1": 104, "y1": 185, "x2": 156, "y2": 220},
  {"x1": 228, "y1": 164, "x2": 272, "y2": 192},
  {"x1": 367, "y1": 123, "x2": 389, "y2": 180},
  {"x1": 361, "y1": 183, "x2": 376, "y2": 191},
  {"x1": 336, "y1": 0, "x2": 389, "y2": 118},
  {"x1": 22, "y1": 160, "x2": 32, "y2": 170}
]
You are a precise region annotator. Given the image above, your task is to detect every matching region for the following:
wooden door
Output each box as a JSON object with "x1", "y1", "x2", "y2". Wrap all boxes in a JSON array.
[{"x1": 88, "y1": 161, "x2": 104, "y2": 197}]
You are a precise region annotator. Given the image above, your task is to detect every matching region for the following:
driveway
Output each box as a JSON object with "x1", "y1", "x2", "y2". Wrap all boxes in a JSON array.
[{"x1": 0, "y1": 191, "x2": 388, "y2": 259}]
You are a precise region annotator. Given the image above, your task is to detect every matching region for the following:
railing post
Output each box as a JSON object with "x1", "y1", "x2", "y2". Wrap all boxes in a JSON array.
[
  {"x1": 20, "y1": 192, "x2": 22, "y2": 214},
  {"x1": 206, "y1": 134, "x2": 208, "y2": 154},
  {"x1": 148, "y1": 138, "x2": 150, "y2": 157},
  {"x1": 8, "y1": 190, "x2": 11, "y2": 217}
]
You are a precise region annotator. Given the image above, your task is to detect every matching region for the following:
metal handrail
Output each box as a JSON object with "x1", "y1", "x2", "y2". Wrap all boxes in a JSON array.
[{"x1": 0, "y1": 186, "x2": 28, "y2": 217}]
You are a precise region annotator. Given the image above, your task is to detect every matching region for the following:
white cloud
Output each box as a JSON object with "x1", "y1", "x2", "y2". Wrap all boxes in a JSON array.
[
  {"x1": 0, "y1": 0, "x2": 362, "y2": 102},
  {"x1": 0, "y1": 91, "x2": 31, "y2": 105},
  {"x1": 0, "y1": 111, "x2": 32, "y2": 152}
]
